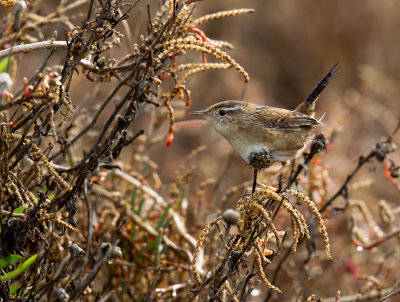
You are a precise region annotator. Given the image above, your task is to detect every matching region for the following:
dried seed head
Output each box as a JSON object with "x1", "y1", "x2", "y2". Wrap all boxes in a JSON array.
[
  {"x1": 222, "y1": 209, "x2": 240, "y2": 226},
  {"x1": 1, "y1": 0, "x2": 15, "y2": 9}
]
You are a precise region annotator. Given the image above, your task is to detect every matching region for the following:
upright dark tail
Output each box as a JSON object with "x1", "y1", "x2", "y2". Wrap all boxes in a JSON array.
[{"x1": 295, "y1": 63, "x2": 340, "y2": 116}]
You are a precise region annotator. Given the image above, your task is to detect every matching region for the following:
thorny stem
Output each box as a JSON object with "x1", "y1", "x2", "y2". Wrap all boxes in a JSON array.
[
  {"x1": 52, "y1": 3, "x2": 183, "y2": 164},
  {"x1": 319, "y1": 152, "x2": 375, "y2": 213},
  {"x1": 145, "y1": 265, "x2": 162, "y2": 302},
  {"x1": 0, "y1": 1, "x2": 259, "y2": 300},
  {"x1": 238, "y1": 264, "x2": 257, "y2": 301},
  {"x1": 63, "y1": 0, "x2": 110, "y2": 86},
  {"x1": 190, "y1": 235, "x2": 241, "y2": 300},
  {"x1": 353, "y1": 228, "x2": 400, "y2": 250},
  {"x1": 48, "y1": 71, "x2": 137, "y2": 161},
  {"x1": 83, "y1": 86, "x2": 136, "y2": 161},
  {"x1": 69, "y1": 221, "x2": 124, "y2": 300}
]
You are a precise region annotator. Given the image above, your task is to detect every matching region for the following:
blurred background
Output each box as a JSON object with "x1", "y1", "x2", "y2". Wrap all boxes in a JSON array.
[
  {"x1": 154, "y1": 0, "x2": 400, "y2": 206},
  {"x1": 153, "y1": 1, "x2": 400, "y2": 299},
  {"x1": 1, "y1": 0, "x2": 400, "y2": 300},
  {"x1": 147, "y1": 2, "x2": 400, "y2": 299},
  {"x1": 5, "y1": 0, "x2": 399, "y2": 207}
]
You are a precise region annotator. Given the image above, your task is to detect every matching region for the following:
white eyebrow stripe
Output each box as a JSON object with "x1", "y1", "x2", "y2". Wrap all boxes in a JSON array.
[
  {"x1": 222, "y1": 106, "x2": 241, "y2": 112},
  {"x1": 255, "y1": 105, "x2": 269, "y2": 113},
  {"x1": 264, "y1": 126, "x2": 302, "y2": 131}
]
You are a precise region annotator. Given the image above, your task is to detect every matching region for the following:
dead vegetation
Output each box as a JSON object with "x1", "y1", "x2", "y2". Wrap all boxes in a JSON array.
[{"x1": 0, "y1": 0, "x2": 399, "y2": 301}]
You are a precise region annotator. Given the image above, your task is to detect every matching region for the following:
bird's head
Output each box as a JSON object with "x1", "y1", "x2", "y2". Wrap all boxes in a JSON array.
[{"x1": 191, "y1": 100, "x2": 248, "y2": 135}]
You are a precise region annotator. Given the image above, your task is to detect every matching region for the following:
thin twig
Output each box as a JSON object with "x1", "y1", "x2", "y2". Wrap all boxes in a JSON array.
[
  {"x1": 0, "y1": 40, "x2": 67, "y2": 59},
  {"x1": 145, "y1": 266, "x2": 162, "y2": 302}
]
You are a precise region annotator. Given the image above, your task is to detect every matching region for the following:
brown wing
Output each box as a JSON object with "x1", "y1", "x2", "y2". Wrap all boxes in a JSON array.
[{"x1": 256, "y1": 106, "x2": 320, "y2": 130}]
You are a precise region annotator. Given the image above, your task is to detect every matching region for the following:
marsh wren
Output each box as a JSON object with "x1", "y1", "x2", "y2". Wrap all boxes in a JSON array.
[{"x1": 192, "y1": 64, "x2": 339, "y2": 193}]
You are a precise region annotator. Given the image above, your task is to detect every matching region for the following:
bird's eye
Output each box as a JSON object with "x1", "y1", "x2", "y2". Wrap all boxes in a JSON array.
[{"x1": 219, "y1": 110, "x2": 227, "y2": 116}]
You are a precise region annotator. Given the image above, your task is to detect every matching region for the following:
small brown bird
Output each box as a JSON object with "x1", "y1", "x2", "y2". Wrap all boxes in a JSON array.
[{"x1": 192, "y1": 64, "x2": 339, "y2": 193}]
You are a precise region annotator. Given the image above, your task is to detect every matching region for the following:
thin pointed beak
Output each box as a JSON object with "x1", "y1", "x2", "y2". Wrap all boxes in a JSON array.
[{"x1": 191, "y1": 110, "x2": 207, "y2": 115}]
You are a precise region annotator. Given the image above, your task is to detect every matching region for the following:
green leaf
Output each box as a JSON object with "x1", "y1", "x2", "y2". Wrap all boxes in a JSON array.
[
  {"x1": 10, "y1": 282, "x2": 28, "y2": 297},
  {"x1": 40, "y1": 188, "x2": 48, "y2": 193},
  {"x1": 130, "y1": 187, "x2": 138, "y2": 212},
  {"x1": 118, "y1": 281, "x2": 127, "y2": 298},
  {"x1": 156, "y1": 203, "x2": 172, "y2": 229},
  {"x1": 136, "y1": 197, "x2": 145, "y2": 216},
  {"x1": 82, "y1": 50, "x2": 89, "y2": 58},
  {"x1": 66, "y1": 147, "x2": 74, "y2": 167},
  {"x1": 152, "y1": 234, "x2": 161, "y2": 266},
  {"x1": 137, "y1": 245, "x2": 146, "y2": 265},
  {"x1": 161, "y1": 215, "x2": 174, "y2": 229},
  {"x1": 9, "y1": 283, "x2": 20, "y2": 295},
  {"x1": 0, "y1": 254, "x2": 23, "y2": 269},
  {"x1": 0, "y1": 57, "x2": 13, "y2": 73},
  {"x1": 131, "y1": 227, "x2": 137, "y2": 239},
  {"x1": 13, "y1": 206, "x2": 25, "y2": 214},
  {"x1": 0, "y1": 254, "x2": 38, "y2": 281},
  {"x1": 48, "y1": 194, "x2": 55, "y2": 200},
  {"x1": 176, "y1": 186, "x2": 187, "y2": 210}
]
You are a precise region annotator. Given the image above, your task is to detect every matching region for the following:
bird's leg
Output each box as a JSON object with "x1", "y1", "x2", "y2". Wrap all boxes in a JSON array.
[
  {"x1": 249, "y1": 151, "x2": 271, "y2": 194},
  {"x1": 252, "y1": 168, "x2": 258, "y2": 194}
]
